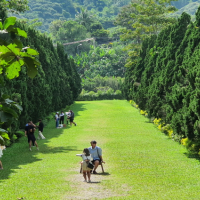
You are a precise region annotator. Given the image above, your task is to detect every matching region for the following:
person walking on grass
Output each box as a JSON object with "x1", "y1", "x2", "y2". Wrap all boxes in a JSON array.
[
  {"x1": 76, "y1": 148, "x2": 92, "y2": 183},
  {"x1": 25, "y1": 121, "x2": 37, "y2": 147},
  {"x1": 69, "y1": 110, "x2": 77, "y2": 126},
  {"x1": 25, "y1": 121, "x2": 39, "y2": 151},
  {"x1": 88, "y1": 140, "x2": 105, "y2": 174},
  {"x1": 37, "y1": 119, "x2": 45, "y2": 139}
]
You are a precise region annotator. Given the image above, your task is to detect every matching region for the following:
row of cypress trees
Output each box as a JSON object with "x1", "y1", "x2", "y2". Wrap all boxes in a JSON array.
[
  {"x1": 123, "y1": 7, "x2": 200, "y2": 140},
  {"x1": 2, "y1": 23, "x2": 81, "y2": 131}
]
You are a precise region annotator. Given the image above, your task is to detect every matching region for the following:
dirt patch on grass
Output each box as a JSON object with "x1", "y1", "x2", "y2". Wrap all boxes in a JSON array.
[{"x1": 64, "y1": 167, "x2": 126, "y2": 200}]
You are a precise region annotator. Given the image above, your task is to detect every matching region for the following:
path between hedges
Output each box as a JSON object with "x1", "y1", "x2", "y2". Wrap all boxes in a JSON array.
[{"x1": 1, "y1": 100, "x2": 200, "y2": 200}]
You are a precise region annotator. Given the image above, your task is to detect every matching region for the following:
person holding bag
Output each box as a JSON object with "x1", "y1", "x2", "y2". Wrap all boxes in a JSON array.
[{"x1": 76, "y1": 148, "x2": 93, "y2": 183}]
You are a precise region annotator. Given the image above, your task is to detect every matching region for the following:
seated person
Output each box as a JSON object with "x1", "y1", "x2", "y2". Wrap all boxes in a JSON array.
[{"x1": 88, "y1": 140, "x2": 105, "y2": 174}]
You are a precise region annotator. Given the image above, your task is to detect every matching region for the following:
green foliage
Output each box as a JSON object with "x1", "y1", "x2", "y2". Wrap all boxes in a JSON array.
[
  {"x1": 78, "y1": 76, "x2": 124, "y2": 100},
  {"x1": 116, "y1": 0, "x2": 177, "y2": 67},
  {"x1": 15, "y1": 130, "x2": 24, "y2": 138},
  {"x1": 14, "y1": 0, "x2": 131, "y2": 32},
  {"x1": 75, "y1": 7, "x2": 95, "y2": 31},
  {"x1": 82, "y1": 76, "x2": 124, "y2": 92},
  {"x1": 50, "y1": 20, "x2": 91, "y2": 55},
  {"x1": 74, "y1": 42, "x2": 128, "y2": 78},
  {"x1": 0, "y1": 17, "x2": 40, "y2": 79},
  {"x1": 0, "y1": 16, "x2": 81, "y2": 145},
  {"x1": 0, "y1": 16, "x2": 39, "y2": 144},
  {"x1": 0, "y1": 0, "x2": 29, "y2": 14},
  {"x1": 77, "y1": 89, "x2": 124, "y2": 100},
  {"x1": 123, "y1": 9, "x2": 200, "y2": 142}
]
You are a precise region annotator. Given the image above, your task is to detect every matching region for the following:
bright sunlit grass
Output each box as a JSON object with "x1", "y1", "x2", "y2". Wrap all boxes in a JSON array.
[{"x1": 1, "y1": 100, "x2": 200, "y2": 199}]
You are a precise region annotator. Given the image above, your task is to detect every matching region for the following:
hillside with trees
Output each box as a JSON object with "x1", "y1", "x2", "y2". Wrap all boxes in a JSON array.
[{"x1": 14, "y1": 0, "x2": 131, "y2": 32}]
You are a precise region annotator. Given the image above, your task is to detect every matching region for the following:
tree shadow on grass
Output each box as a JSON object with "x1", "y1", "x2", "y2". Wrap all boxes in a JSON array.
[
  {"x1": 0, "y1": 102, "x2": 88, "y2": 182},
  {"x1": 183, "y1": 152, "x2": 200, "y2": 162},
  {"x1": 94, "y1": 172, "x2": 111, "y2": 176},
  {"x1": 69, "y1": 102, "x2": 88, "y2": 117},
  {"x1": 0, "y1": 142, "x2": 80, "y2": 182}
]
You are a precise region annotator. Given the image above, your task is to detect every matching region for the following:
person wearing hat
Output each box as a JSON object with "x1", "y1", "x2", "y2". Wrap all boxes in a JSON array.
[
  {"x1": 55, "y1": 112, "x2": 60, "y2": 128},
  {"x1": 88, "y1": 140, "x2": 105, "y2": 174}
]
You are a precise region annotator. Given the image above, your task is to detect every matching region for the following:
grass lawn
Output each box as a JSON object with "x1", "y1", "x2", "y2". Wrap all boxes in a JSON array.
[{"x1": 1, "y1": 100, "x2": 200, "y2": 199}]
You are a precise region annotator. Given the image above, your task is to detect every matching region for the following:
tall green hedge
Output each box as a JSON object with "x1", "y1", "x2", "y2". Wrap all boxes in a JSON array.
[
  {"x1": 123, "y1": 9, "x2": 200, "y2": 140},
  {"x1": 2, "y1": 23, "x2": 81, "y2": 131}
]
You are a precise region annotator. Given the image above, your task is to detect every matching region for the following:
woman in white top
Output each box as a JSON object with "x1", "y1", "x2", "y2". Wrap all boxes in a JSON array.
[
  {"x1": 55, "y1": 112, "x2": 59, "y2": 128},
  {"x1": 66, "y1": 111, "x2": 71, "y2": 125},
  {"x1": 76, "y1": 148, "x2": 92, "y2": 182}
]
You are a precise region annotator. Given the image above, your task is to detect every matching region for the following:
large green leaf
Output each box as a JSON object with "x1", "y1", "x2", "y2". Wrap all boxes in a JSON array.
[
  {"x1": 27, "y1": 65, "x2": 38, "y2": 79},
  {"x1": 0, "y1": 52, "x2": 15, "y2": 65},
  {"x1": 13, "y1": 38, "x2": 23, "y2": 49},
  {"x1": 1, "y1": 94, "x2": 10, "y2": 99},
  {"x1": 13, "y1": 103, "x2": 23, "y2": 111},
  {"x1": 12, "y1": 28, "x2": 27, "y2": 38},
  {"x1": 0, "y1": 111, "x2": 10, "y2": 122},
  {"x1": 0, "y1": 136, "x2": 4, "y2": 145},
  {"x1": 2, "y1": 106, "x2": 18, "y2": 119},
  {"x1": 1, "y1": 133, "x2": 10, "y2": 140},
  {"x1": 7, "y1": 43, "x2": 20, "y2": 56},
  {"x1": 5, "y1": 60, "x2": 22, "y2": 79},
  {"x1": 4, "y1": 17, "x2": 16, "y2": 30},
  {"x1": 27, "y1": 48, "x2": 39, "y2": 56},
  {"x1": 20, "y1": 52, "x2": 34, "y2": 59},
  {"x1": 16, "y1": 28, "x2": 27, "y2": 38},
  {"x1": 0, "y1": 128, "x2": 8, "y2": 133},
  {"x1": 0, "y1": 45, "x2": 11, "y2": 54},
  {"x1": 4, "y1": 99, "x2": 14, "y2": 104},
  {"x1": 4, "y1": 99, "x2": 23, "y2": 111},
  {"x1": 24, "y1": 57, "x2": 38, "y2": 78}
]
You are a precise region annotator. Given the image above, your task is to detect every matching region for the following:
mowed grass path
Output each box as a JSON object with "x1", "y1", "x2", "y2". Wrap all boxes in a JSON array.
[{"x1": 1, "y1": 100, "x2": 200, "y2": 199}]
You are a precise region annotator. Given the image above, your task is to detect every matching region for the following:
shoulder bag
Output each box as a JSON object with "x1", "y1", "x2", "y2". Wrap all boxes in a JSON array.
[{"x1": 86, "y1": 156, "x2": 94, "y2": 169}]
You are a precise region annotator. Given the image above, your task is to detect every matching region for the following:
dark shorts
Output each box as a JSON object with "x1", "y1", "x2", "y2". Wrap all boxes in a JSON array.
[
  {"x1": 28, "y1": 134, "x2": 36, "y2": 144},
  {"x1": 70, "y1": 118, "x2": 74, "y2": 122},
  {"x1": 92, "y1": 159, "x2": 100, "y2": 164}
]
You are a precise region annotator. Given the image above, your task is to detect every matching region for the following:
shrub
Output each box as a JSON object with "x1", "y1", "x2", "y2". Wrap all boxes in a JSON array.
[
  {"x1": 15, "y1": 131, "x2": 24, "y2": 138},
  {"x1": 5, "y1": 140, "x2": 11, "y2": 147}
]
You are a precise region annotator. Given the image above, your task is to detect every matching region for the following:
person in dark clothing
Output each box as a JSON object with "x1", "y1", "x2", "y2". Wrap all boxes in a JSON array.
[
  {"x1": 69, "y1": 110, "x2": 77, "y2": 126},
  {"x1": 25, "y1": 121, "x2": 39, "y2": 151},
  {"x1": 37, "y1": 119, "x2": 45, "y2": 139},
  {"x1": 60, "y1": 111, "x2": 64, "y2": 125}
]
